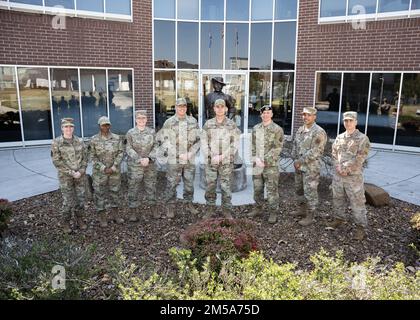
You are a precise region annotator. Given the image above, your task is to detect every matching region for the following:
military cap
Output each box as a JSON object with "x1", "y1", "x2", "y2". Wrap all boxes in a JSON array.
[
  {"x1": 343, "y1": 111, "x2": 357, "y2": 121},
  {"x1": 135, "y1": 110, "x2": 148, "y2": 118},
  {"x1": 260, "y1": 105, "x2": 272, "y2": 113},
  {"x1": 211, "y1": 77, "x2": 226, "y2": 86},
  {"x1": 61, "y1": 118, "x2": 74, "y2": 127},
  {"x1": 302, "y1": 107, "x2": 317, "y2": 115},
  {"x1": 98, "y1": 116, "x2": 111, "y2": 126},
  {"x1": 176, "y1": 97, "x2": 187, "y2": 106},
  {"x1": 214, "y1": 99, "x2": 226, "y2": 107}
]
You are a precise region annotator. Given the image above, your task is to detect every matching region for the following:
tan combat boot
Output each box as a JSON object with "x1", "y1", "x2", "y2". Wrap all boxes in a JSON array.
[
  {"x1": 298, "y1": 209, "x2": 315, "y2": 227},
  {"x1": 75, "y1": 211, "x2": 87, "y2": 231},
  {"x1": 222, "y1": 207, "x2": 233, "y2": 219},
  {"x1": 326, "y1": 217, "x2": 346, "y2": 229},
  {"x1": 247, "y1": 205, "x2": 262, "y2": 218},
  {"x1": 128, "y1": 207, "x2": 138, "y2": 222},
  {"x1": 62, "y1": 216, "x2": 72, "y2": 234},
  {"x1": 110, "y1": 207, "x2": 124, "y2": 224},
  {"x1": 268, "y1": 211, "x2": 277, "y2": 224},
  {"x1": 353, "y1": 225, "x2": 366, "y2": 241},
  {"x1": 291, "y1": 202, "x2": 307, "y2": 218},
  {"x1": 98, "y1": 211, "x2": 108, "y2": 228}
]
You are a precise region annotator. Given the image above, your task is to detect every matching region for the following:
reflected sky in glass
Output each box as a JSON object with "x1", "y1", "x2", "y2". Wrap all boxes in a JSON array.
[
  {"x1": 226, "y1": 0, "x2": 249, "y2": 20},
  {"x1": 10, "y1": 0, "x2": 43, "y2": 5},
  {"x1": 225, "y1": 23, "x2": 249, "y2": 70},
  {"x1": 320, "y1": 0, "x2": 346, "y2": 17},
  {"x1": 178, "y1": 22, "x2": 199, "y2": 69},
  {"x1": 378, "y1": 0, "x2": 410, "y2": 13},
  {"x1": 275, "y1": 0, "x2": 297, "y2": 19},
  {"x1": 154, "y1": 21, "x2": 175, "y2": 68},
  {"x1": 106, "y1": 0, "x2": 131, "y2": 15},
  {"x1": 202, "y1": 0, "x2": 224, "y2": 20},
  {"x1": 250, "y1": 23, "x2": 272, "y2": 70},
  {"x1": 178, "y1": 0, "x2": 199, "y2": 20},
  {"x1": 252, "y1": 0, "x2": 273, "y2": 20},
  {"x1": 348, "y1": 0, "x2": 377, "y2": 14},
  {"x1": 154, "y1": 0, "x2": 175, "y2": 18},
  {"x1": 273, "y1": 22, "x2": 296, "y2": 70},
  {"x1": 45, "y1": 0, "x2": 74, "y2": 9},
  {"x1": 76, "y1": 0, "x2": 104, "y2": 12},
  {"x1": 201, "y1": 23, "x2": 224, "y2": 70}
]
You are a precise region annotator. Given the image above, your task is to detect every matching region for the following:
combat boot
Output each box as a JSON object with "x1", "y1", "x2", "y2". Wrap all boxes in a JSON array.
[
  {"x1": 268, "y1": 211, "x2": 277, "y2": 224},
  {"x1": 75, "y1": 210, "x2": 87, "y2": 230},
  {"x1": 166, "y1": 203, "x2": 175, "y2": 219},
  {"x1": 353, "y1": 225, "x2": 366, "y2": 241},
  {"x1": 247, "y1": 205, "x2": 262, "y2": 218},
  {"x1": 186, "y1": 202, "x2": 199, "y2": 215},
  {"x1": 128, "y1": 207, "x2": 138, "y2": 222},
  {"x1": 110, "y1": 207, "x2": 124, "y2": 224},
  {"x1": 326, "y1": 217, "x2": 346, "y2": 229},
  {"x1": 298, "y1": 209, "x2": 315, "y2": 227},
  {"x1": 291, "y1": 202, "x2": 307, "y2": 218},
  {"x1": 98, "y1": 211, "x2": 108, "y2": 228},
  {"x1": 62, "y1": 216, "x2": 72, "y2": 234},
  {"x1": 222, "y1": 207, "x2": 233, "y2": 219}
]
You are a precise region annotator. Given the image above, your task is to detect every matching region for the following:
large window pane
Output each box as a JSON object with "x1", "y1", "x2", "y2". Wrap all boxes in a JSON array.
[
  {"x1": 378, "y1": 0, "x2": 410, "y2": 13},
  {"x1": 252, "y1": 0, "x2": 274, "y2": 20},
  {"x1": 226, "y1": 0, "x2": 249, "y2": 20},
  {"x1": 201, "y1": 0, "x2": 224, "y2": 20},
  {"x1": 320, "y1": 0, "x2": 347, "y2": 17},
  {"x1": 154, "y1": 0, "x2": 175, "y2": 18},
  {"x1": 155, "y1": 71, "x2": 176, "y2": 130},
  {"x1": 367, "y1": 73, "x2": 401, "y2": 144},
  {"x1": 315, "y1": 73, "x2": 342, "y2": 138},
  {"x1": 10, "y1": 0, "x2": 43, "y2": 5},
  {"x1": 106, "y1": 0, "x2": 131, "y2": 15},
  {"x1": 80, "y1": 69, "x2": 107, "y2": 137},
  {"x1": 348, "y1": 0, "x2": 377, "y2": 15},
  {"x1": 273, "y1": 22, "x2": 296, "y2": 70},
  {"x1": 248, "y1": 72, "x2": 271, "y2": 128},
  {"x1": 154, "y1": 21, "x2": 175, "y2": 68},
  {"x1": 272, "y1": 72, "x2": 294, "y2": 135},
  {"x1": 76, "y1": 0, "x2": 104, "y2": 12},
  {"x1": 250, "y1": 23, "x2": 272, "y2": 70},
  {"x1": 177, "y1": 71, "x2": 199, "y2": 120},
  {"x1": 178, "y1": 0, "x2": 199, "y2": 20},
  {"x1": 17, "y1": 67, "x2": 52, "y2": 141},
  {"x1": 178, "y1": 22, "x2": 199, "y2": 69},
  {"x1": 396, "y1": 73, "x2": 420, "y2": 147},
  {"x1": 108, "y1": 70, "x2": 133, "y2": 135},
  {"x1": 50, "y1": 68, "x2": 81, "y2": 138},
  {"x1": 201, "y1": 23, "x2": 224, "y2": 70},
  {"x1": 225, "y1": 23, "x2": 249, "y2": 70},
  {"x1": 0, "y1": 67, "x2": 22, "y2": 143},
  {"x1": 275, "y1": 0, "x2": 297, "y2": 19},
  {"x1": 412, "y1": 0, "x2": 420, "y2": 10},
  {"x1": 45, "y1": 0, "x2": 75, "y2": 9}
]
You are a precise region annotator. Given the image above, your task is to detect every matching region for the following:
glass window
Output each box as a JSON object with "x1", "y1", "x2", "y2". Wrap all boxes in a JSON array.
[
  {"x1": 273, "y1": 22, "x2": 296, "y2": 70},
  {"x1": 412, "y1": 0, "x2": 420, "y2": 10},
  {"x1": 106, "y1": 0, "x2": 131, "y2": 15},
  {"x1": 178, "y1": 22, "x2": 199, "y2": 69},
  {"x1": 226, "y1": 0, "x2": 249, "y2": 20},
  {"x1": 320, "y1": 0, "x2": 347, "y2": 17},
  {"x1": 108, "y1": 70, "x2": 133, "y2": 135},
  {"x1": 154, "y1": 21, "x2": 175, "y2": 68},
  {"x1": 225, "y1": 23, "x2": 249, "y2": 70},
  {"x1": 250, "y1": 23, "x2": 272, "y2": 70},
  {"x1": 252, "y1": 0, "x2": 274, "y2": 20},
  {"x1": 348, "y1": 0, "x2": 377, "y2": 15},
  {"x1": 0, "y1": 67, "x2": 22, "y2": 143},
  {"x1": 17, "y1": 67, "x2": 52, "y2": 141},
  {"x1": 378, "y1": 0, "x2": 410, "y2": 13},
  {"x1": 396, "y1": 73, "x2": 420, "y2": 147},
  {"x1": 272, "y1": 72, "x2": 294, "y2": 135},
  {"x1": 248, "y1": 72, "x2": 271, "y2": 128},
  {"x1": 80, "y1": 69, "x2": 107, "y2": 137},
  {"x1": 177, "y1": 0, "x2": 199, "y2": 20},
  {"x1": 155, "y1": 71, "x2": 176, "y2": 130},
  {"x1": 275, "y1": 0, "x2": 297, "y2": 19},
  {"x1": 154, "y1": 0, "x2": 175, "y2": 18},
  {"x1": 315, "y1": 72, "x2": 342, "y2": 138},
  {"x1": 76, "y1": 0, "x2": 104, "y2": 12},
  {"x1": 50, "y1": 68, "x2": 81, "y2": 138},
  {"x1": 201, "y1": 0, "x2": 224, "y2": 20},
  {"x1": 45, "y1": 0, "x2": 75, "y2": 9},
  {"x1": 201, "y1": 23, "x2": 224, "y2": 70},
  {"x1": 177, "y1": 71, "x2": 199, "y2": 120},
  {"x1": 10, "y1": 0, "x2": 43, "y2": 5},
  {"x1": 225, "y1": 74, "x2": 247, "y2": 132},
  {"x1": 367, "y1": 73, "x2": 401, "y2": 144}
]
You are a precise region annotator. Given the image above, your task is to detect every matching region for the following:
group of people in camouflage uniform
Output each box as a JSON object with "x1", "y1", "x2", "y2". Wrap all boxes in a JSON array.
[{"x1": 51, "y1": 99, "x2": 370, "y2": 240}]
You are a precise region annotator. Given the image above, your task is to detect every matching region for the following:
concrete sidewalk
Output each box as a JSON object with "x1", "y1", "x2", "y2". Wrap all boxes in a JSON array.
[{"x1": 0, "y1": 146, "x2": 419, "y2": 206}]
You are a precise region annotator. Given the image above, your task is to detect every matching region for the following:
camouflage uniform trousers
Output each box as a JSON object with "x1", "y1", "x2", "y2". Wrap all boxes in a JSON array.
[
  {"x1": 205, "y1": 164, "x2": 233, "y2": 209},
  {"x1": 253, "y1": 166, "x2": 279, "y2": 210},
  {"x1": 92, "y1": 170, "x2": 121, "y2": 212},
  {"x1": 127, "y1": 163, "x2": 157, "y2": 208},
  {"x1": 163, "y1": 163, "x2": 196, "y2": 204},
  {"x1": 332, "y1": 173, "x2": 368, "y2": 227},
  {"x1": 58, "y1": 173, "x2": 86, "y2": 218},
  {"x1": 295, "y1": 169, "x2": 320, "y2": 211}
]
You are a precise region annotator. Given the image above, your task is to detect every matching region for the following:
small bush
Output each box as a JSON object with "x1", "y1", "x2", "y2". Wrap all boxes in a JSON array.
[
  {"x1": 411, "y1": 212, "x2": 420, "y2": 231},
  {"x1": 0, "y1": 199, "x2": 12, "y2": 235}
]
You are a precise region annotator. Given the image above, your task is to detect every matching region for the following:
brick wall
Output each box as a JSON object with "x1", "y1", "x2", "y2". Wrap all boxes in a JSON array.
[{"x1": 294, "y1": 0, "x2": 420, "y2": 131}]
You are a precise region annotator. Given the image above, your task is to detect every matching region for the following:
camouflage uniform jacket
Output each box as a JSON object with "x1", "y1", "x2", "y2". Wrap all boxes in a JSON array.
[
  {"x1": 126, "y1": 126, "x2": 157, "y2": 164},
  {"x1": 89, "y1": 132, "x2": 124, "y2": 172},
  {"x1": 252, "y1": 121, "x2": 284, "y2": 167},
  {"x1": 292, "y1": 123, "x2": 327, "y2": 173},
  {"x1": 51, "y1": 135, "x2": 88, "y2": 176},
  {"x1": 332, "y1": 129, "x2": 370, "y2": 175}
]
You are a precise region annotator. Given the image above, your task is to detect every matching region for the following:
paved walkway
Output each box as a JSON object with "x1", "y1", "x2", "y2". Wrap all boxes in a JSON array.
[{"x1": 1, "y1": 146, "x2": 419, "y2": 206}]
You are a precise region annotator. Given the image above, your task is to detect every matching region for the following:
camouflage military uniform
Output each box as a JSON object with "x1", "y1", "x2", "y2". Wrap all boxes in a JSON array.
[
  {"x1": 292, "y1": 123, "x2": 327, "y2": 211},
  {"x1": 332, "y1": 129, "x2": 370, "y2": 227}
]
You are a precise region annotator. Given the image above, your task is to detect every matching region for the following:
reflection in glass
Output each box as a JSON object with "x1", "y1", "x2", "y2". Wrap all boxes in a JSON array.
[
  {"x1": 106, "y1": 0, "x2": 131, "y2": 15},
  {"x1": 155, "y1": 71, "x2": 176, "y2": 130},
  {"x1": 273, "y1": 22, "x2": 296, "y2": 70},
  {"x1": 250, "y1": 23, "x2": 272, "y2": 70},
  {"x1": 225, "y1": 23, "x2": 249, "y2": 70},
  {"x1": 0, "y1": 67, "x2": 22, "y2": 143},
  {"x1": 225, "y1": 74, "x2": 247, "y2": 132},
  {"x1": 201, "y1": 23, "x2": 224, "y2": 70},
  {"x1": 367, "y1": 73, "x2": 401, "y2": 144},
  {"x1": 154, "y1": 0, "x2": 175, "y2": 18},
  {"x1": 50, "y1": 68, "x2": 81, "y2": 138},
  {"x1": 412, "y1": 0, "x2": 420, "y2": 10},
  {"x1": 10, "y1": 0, "x2": 42, "y2": 5},
  {"x1": 80, "y1": 69, "x2": 107, "y2": 137},
  {"x1": 108, "y1": 70, "x2": 133, "y2": 135},
  {"x1": 202, "y1": 73, "x2": 222, "y2": 125},
  {"x1": 348, "y1": 0, "x2": 377, "y2": 15},
  {"x1": 201, "y1": 0, "x2": 224, "y2": 20},
  {"x1": 177, "y1": 0, "x2": 199, "y2": 20},
  {"x1": 226, "y1": 0, "x2": 249, "y2": 20},
  {"x1": 396, "y1": 73, "x2": 420, "y2": 147},
  {"x1": 378, "y1": 0, "x2": 410, "y2": 13},
  {"x1": 272, "y1": 72, "x2": 294, "y2": 135},
  {"x1": 252, "y1": 0, "x2": 273, "y2": 20},
  {"x1": 275, "y1": 0, "x2": 297, "y2": 19},
  {"x1": 315, "y1": 73, "x2": 342, "y2": 138},
  {"x1": 178, "y1": 71, "x2": 199, "y2": 120},
  {"x1": 17, "y1": 67, "x2": 52, "y2": 141},
  {"x1": 178, "y1": 22, "x2": 199, "y2": 69},
  {"x1": 320, "y1": 0, "x2": 347, "y2": 17},
  {"x1": 248, "y1": 72, "x2": 271, "y2": 128},
  {"x1": 76, "y1": 0, "x2": 103, "y2": 12},
  {"x1": 154, "y1": 21, "x2": 176, "y2": 68},
  {"x1": 45, "y1": 0, "x2": 75, "y2": 9}
]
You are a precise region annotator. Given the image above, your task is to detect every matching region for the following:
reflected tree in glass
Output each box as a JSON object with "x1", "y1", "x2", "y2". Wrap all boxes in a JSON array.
[
  {"x1": 272, "y1": 72, "x2": 294, "y2": 135},
  {"x1": 155, "y1": 71, "x2": 176, "y2": 130}
]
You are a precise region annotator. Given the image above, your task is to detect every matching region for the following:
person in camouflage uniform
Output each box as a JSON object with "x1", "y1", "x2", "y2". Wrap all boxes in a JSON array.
[
  {"x1": 51, "y1": 118, "x2": 88, "y2": 233},
  {"x1": 328, "y1": 111, "x2": 371, "y2": 241},
  {"x1": 292, "y1": 107, "x2": 327, "y2": 226},
  {"x1": 159, "y1": 98, "x2": 200, "y2": 218},
  {"x1": 126, "y1": 110, "x2": 158, "y2": 221},
  {"x1": 249, "y1": 105, "x2": 284, "y2": 224},
  {"x1": 89, "y1": 116, "x2": 124, "y2": 227},
  {"x1": 201, "y1": 99, "x2": 241, "y2": 219}
]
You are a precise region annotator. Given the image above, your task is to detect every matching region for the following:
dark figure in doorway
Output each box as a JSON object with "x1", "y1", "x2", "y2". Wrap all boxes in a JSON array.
[{"x1": 327, "y1": 88, "x2": 340, "y2": 112}]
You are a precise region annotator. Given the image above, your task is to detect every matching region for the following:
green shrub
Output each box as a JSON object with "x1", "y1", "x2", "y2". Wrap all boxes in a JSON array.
[{"x1": 0, "y1": 199, "x2": 12, "y2": 235}]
